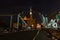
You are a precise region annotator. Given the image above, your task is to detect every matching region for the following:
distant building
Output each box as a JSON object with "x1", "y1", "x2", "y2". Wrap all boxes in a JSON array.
[
  {"x1": 22, "y1": 15, "x2": 36, "y2": 29},
  {"x1": 56, "y1": 13, "x2": 60, "y2": 28}
]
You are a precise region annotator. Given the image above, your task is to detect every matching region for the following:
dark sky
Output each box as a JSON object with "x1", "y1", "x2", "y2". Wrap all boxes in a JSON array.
[
  {"x1": 0, "y1": 0, "x2": 60, "y2": 15},
  {"x1": 0, "y1": 0, "x2": 60, "y2": 18},
  {"x1": 0, "y1": 0, "x2": 60, "y2": 23}
]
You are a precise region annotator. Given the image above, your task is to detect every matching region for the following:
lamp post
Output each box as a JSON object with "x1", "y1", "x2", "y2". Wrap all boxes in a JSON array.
[
  {"x1": 10, "y1": 16, "x2": 13, "y2": 29},
  {"x1": 17, "y1": 14, "x2": 20, "y2": 29},
  {"x1": 30, "y1": 7, "x2": 32, "y2": 16}
]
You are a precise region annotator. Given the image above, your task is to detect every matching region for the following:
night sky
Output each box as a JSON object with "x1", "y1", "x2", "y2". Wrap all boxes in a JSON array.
[
  {"x1": 0, "y1": 0, "x2": 60, "y2": 23},
  {"x1": 0, "y1": 0, "x2": 60, "y2": 14}
]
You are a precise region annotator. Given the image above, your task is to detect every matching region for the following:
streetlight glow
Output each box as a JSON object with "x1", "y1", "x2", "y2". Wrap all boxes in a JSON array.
[{"x1": 30, "y1": 11, "x2": 32, "y2": 15}]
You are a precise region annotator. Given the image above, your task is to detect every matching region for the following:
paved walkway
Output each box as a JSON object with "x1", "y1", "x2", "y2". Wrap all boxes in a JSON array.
[{"x1": 35, "y1": 30, "x2": 52, "y2": 40}]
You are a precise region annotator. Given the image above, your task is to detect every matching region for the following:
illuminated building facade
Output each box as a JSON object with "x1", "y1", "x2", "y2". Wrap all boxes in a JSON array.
[{"x1": 22, "y1": 8, "x2": 36, "y2": 29}]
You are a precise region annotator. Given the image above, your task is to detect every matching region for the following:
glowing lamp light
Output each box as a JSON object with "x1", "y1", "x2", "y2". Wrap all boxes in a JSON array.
[
  {"x1": 36, "y1": 24, "x2": 41, "y2": 29},
  {"x1": 30, "y1": 12, "x2": 32, "y2": 15},
  {"x1": 32, "y1": 24, "x2": 34, "y2": 27}
]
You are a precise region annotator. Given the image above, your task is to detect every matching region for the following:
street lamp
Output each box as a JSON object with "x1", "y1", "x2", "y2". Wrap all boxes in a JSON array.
[
  {"x1": 30, "y1": 7, "x2": 32, "y2": 15},
  {"x1": 30, "y1": 11, "x2": 32, "y2": 15}
]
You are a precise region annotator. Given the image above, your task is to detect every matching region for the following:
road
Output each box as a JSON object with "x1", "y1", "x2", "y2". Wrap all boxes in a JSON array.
[
  {"x1": 34, "y1": 30, "x2": 52, "y2": 40},
  {"x1": 0, "y1": 29, "x2": 60, "y2": 40}
]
